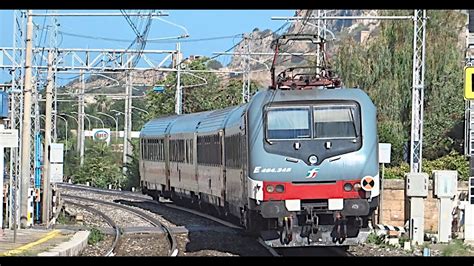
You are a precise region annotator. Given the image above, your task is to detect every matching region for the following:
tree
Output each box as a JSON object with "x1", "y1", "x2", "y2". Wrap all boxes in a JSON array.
[
  {"x1": 72, "y1": 141, "x2": 124, "y2": 188},
  {"x1": 207, "y1": 60, "x2": 223, "y2": 70},
  {"x1": 145, "y1": 57, "x2": 248, "y2": 118},
  {"x1": 123, "y1": 139, "x2": 140, "y2": 191},
  {"x1": 333, "y1": 10, "x2": 466, "y2": 164}
]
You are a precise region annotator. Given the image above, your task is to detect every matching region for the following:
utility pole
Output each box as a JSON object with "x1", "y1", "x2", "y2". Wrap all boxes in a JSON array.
[
  {"x1": 19, "y1": 10, "x2": 33, "y2": 228},
  {"x1": 316, "y1": 10, "x2": 322, "y2": 74},
  {"x1": 123, "y1": 68, "x2": 132, "y2": 175},
  {"x1": 42, "y1": 51, "x2": 53, "y2": 225},
  {"x1": 242, "y1": 35, "x2": 251, "y2": 103},
  {"x1": 315, "y1": 10, "x2": 329, "y2": 75},
  {"x1": 409, "y1": 10, "x2": 427, "y2": 174},
  {"x1": 78, "y1": 71, "x2": 85, "y2": 166},
  {"x1": 175, "y1": 43, "x2": 182, "y2": 115},
  {"x1": 50, "y1": 11, "x2": 59, "y2": 143}
]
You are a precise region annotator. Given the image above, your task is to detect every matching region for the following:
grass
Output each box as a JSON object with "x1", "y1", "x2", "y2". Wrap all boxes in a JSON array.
[
  {"x1": 398, "y1": 234, "x2": 410, "y2": 246},
  {"x1": 88, "y1": 228, "x2": 105, "y2": 245},
  {"x1": 366, "y1": 232, "x2": 384, "y2": 245},
  {"x1": 57, "y1": 211, "x2": 74, "y2": 225},
  {"x1": 441, "y1": 240, "x2": 473, "y2": 256}
]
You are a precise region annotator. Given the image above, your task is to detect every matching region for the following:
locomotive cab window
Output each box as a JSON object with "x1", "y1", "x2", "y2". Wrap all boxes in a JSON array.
[
  {"x1": 313, "y1": 103, "x2": 360, "y2": 139},
  {"x1": 266, "y1": 106, "x2": 311, "y2": 140}
]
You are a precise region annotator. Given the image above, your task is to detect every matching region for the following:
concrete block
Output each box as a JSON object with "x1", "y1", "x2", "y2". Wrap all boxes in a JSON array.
[
  {"x1": 403, "y1": 241, "x2": 411, "y2": 250},
  {"x1": 75, "y1": 214, "x2": 84, "y2": 222},
  {"x1": 387, "y1": 237, "x2": 400, "y2": 247}
]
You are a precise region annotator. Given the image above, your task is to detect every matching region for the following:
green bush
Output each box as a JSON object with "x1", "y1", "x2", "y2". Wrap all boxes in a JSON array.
[
  {"x1": 441, "y1": 239, "x2": 472, "y2": 256},
  {"x1": 72, "y1": 142, "x2": 124, "y2": 189},
  {"x1": 366, "y1": 232, "x2": 384, "y2": 245},
  {"x1": 88, "y1": 227, "x2": 105, "y2": 245},
  {"x1": 383, "y1": 151, "x2": 469, "y2": 181}
]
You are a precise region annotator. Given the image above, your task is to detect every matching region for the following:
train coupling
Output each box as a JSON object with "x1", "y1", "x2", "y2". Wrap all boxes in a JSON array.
[
  {"x1": 280, "y1": 216, "x2": 294, "y2": 245},
  {"x1": 331, "y1": 211, "x2": 348, "y2": 244}
]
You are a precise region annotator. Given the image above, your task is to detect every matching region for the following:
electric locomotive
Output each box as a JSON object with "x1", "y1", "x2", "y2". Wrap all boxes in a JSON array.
[{"x1": 139, "y1": 34, "x2": 379, "y2": 247}]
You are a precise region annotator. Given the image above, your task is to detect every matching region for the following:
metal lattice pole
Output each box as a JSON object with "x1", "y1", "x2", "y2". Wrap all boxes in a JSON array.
[
  {"x1": 123, "y1": 68, "x2": 132, "y2": 175},
  {"x1": 175, "y1": 43, "x2": 182, "y2": 114},
  {"x1": 409, "y1": 10, "x2": 427, "y2": 173},
  {"x1": 10, "y1": 9, "x2": 27, "y2": 234},
  {"x1": 465, "y1": 11, "x2": 474, "y2": 158},
  {"x1": 78, "y1": 71, "x2": 85, "y2": 166},
  {"x1": 241, "y1": 35, "x2": 251, "y2": 103},
  {"x1": 316, "y1": 10, "x2": 322, "y2": 73}
]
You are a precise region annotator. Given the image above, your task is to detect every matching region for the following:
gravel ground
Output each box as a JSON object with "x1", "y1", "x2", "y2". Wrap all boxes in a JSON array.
[
  {"x1": 81, "y1": 235, "x2": 114, "y2": 256},
  {"x1": 175, "y1": 232, "x2": 270, "y2": 256},
  {"x1": 115, "y1": 233, "x2": 170, "y2": 256},
  {"x1": 60, "y1": 186, "x2": 274, "y2": 256},
  {"x1": 65, "y1": 204, "x2": 111, "y2": 228},
  {"x1": 348, "y1": 243, "x2": 416, "y2": 256},
  {"x1": 64, "y1": 197, "x2": 154, "y2": 228},
  {"x1": 61, "y1": 190, "x2": 174, "y2": 228}
]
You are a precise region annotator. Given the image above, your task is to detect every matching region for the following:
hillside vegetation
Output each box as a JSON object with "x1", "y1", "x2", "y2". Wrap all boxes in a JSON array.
[{"x1": 333, "y1": 10, "x2": 468, "y2": 180}]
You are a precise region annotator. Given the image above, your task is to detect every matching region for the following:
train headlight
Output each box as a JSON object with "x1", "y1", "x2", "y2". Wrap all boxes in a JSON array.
[
  {"x1": 353, "y1": 183, "x2": 362, "y2": 191},
  {"x1": 266, "y1": 185, "x2": 275, "y2": 193},
  {"x1": 275, "y1": 184, "x2": 285, "y2": 193},
  {"x1": 308, "y1": 155, "x2": 318, "y2": 165},
  {"x1": 343, "y1": 183, "x2": 353, "y2": 192}
]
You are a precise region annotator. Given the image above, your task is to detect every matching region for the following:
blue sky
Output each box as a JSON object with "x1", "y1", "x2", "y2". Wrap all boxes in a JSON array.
[
  {"x1": 0, "y1": 10, "x2": 294, "y2": 60},
  {"x1": 0, "y1": 10, "x2": 294, "y2": 84}
]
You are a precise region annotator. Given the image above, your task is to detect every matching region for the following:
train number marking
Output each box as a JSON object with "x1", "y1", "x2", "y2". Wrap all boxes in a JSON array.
[{"x1": 253, "y1": 167, "x2": 292, "y2": 174}]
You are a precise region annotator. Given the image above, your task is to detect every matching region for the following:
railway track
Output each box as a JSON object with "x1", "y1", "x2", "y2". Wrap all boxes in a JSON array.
[
  {"x1": 64, "y1": 199, "x2": 120, "y2": 256},
  {"x1": 62, "y1": 194, "x2": 178, "y2": 256},
  {"x1": 58, "y1": 182, "x2": 243, "y2": 230},
  {"x1": 58, "y1": 183, "x2": 355, "y2": 257}
]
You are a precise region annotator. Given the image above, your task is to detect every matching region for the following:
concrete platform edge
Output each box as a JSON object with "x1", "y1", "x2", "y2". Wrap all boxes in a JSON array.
[{"x1": 37, "y1": 230, "x2": 90, "y2": 256}]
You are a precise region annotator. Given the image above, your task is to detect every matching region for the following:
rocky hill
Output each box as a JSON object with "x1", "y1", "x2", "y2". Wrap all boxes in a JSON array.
[{"x1": 226, "y1": 10, "x2": 383, "y2": 86}]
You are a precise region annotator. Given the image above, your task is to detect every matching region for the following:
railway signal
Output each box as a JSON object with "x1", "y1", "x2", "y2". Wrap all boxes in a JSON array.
[{"x1": 464, "y1": 66, "x2": 474, "y2": 100}]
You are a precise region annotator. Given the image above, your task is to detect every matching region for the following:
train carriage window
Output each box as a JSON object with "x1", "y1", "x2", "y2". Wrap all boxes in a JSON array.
[
  {"x1": 266, "y1": 106, "x2": 311, "y2": 139},
  {"x1": 152, "y1": 139, "x2": 156, "y2": 161},
  {"x1": 197, "y1": 134, "x2": 222, "y2": 166},
  {"x1": 150, "y1": 139, "x2": 153, "y2": 161},
  {"x1": 145, "y1": 139, "x2": 149, "y2": 160},
  {"x1": 154, "y1": 139, "x2": 159, "y2": 161},
  {"x1": 189, "y1": 139, "x2": 193, "y2": 164},
  {"x1": 169, "y1": 139, "x2": 185, "y2": 162},
  {"x1": 160, "y1": 139, "x2": 164, "y2": 161},
  {"x1": 225, "y1": 134, "x2": 241, "y2": 169},
  {"x1": 313, "y1": 104, "x2": 359, "y2": 139},
  {"x1": 185, "y1": 139, "x2": 194, "y2": 164}
]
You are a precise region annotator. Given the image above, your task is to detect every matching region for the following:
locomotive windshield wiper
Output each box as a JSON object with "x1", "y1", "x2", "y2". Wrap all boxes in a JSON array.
[{"x1": 350, "y1": 109, "x2": 359, "y2": 137}]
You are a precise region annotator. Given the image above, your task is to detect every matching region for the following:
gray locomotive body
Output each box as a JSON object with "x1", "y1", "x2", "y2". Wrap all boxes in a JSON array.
[{"x1": 139, "y1": 88, "x2": 379, "y2": 247}]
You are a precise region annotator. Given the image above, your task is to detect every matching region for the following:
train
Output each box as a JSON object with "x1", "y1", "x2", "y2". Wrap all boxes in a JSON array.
[{"x1": 139, "y1": 85, "x2": 379, "y2": 248}]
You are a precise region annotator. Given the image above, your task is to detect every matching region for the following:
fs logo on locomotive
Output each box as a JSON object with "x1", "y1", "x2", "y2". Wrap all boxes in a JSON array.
[{"x1": 305, "y1": 167, "x2": 320, "y2": 179}]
